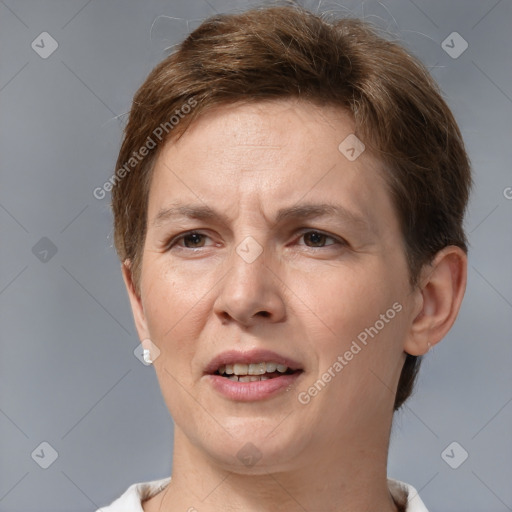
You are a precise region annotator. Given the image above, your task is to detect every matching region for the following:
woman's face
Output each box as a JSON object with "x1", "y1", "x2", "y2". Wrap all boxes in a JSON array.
[{"x1": 125, "y1": 99, "x2": 419, "y2": 472}]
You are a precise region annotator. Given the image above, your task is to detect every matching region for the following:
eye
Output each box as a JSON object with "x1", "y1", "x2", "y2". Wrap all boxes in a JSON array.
[
  {"x1": 297, "y1": 230, "x2": 344, "y2": 248},
  {"x1": 168, "y1": 231, "x2": 213, "y2": 249}
]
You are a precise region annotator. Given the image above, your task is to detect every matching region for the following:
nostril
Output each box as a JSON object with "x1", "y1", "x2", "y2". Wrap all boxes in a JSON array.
[{"x1": 256, "y1": 311, "x2": 270, "y2": 318}]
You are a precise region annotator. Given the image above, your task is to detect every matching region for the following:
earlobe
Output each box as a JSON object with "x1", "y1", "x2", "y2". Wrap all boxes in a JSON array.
[
  {"x1": 404, "y1": 246, "x2": 467, "y2": 356},
  {"x1": 121, "y1": 260, "x2": 150, "y2": 341}
]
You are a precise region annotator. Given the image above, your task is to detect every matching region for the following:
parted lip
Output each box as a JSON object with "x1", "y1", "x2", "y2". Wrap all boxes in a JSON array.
[{"x1": 204, "y1": 349, "x2": 303, "y2": 375}]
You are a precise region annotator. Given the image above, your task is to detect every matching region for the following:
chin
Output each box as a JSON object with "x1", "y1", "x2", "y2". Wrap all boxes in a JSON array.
[{"x1": 195, "y1": 417, "x2": 309, "y2": 473}]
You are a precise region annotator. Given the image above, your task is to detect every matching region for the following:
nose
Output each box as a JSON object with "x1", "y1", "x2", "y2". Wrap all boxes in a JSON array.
[{"x1": 213, "y1": 241, "x2": 286, "y2": 327}]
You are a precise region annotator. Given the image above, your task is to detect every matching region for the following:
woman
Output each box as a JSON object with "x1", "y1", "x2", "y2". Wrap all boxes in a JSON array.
[{"x1": 98, "y1": 4, "x2": 470, "y2": 511}]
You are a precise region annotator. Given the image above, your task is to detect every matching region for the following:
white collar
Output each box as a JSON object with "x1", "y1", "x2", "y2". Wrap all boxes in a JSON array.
[{"x1": 97, "y1": 476, "x2": 429, "y2": 511}]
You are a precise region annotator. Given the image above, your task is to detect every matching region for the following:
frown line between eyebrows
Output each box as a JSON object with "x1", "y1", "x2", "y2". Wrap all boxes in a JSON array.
[{"x1": 151, "y1": 202, "x2": 373, "y2": 233}]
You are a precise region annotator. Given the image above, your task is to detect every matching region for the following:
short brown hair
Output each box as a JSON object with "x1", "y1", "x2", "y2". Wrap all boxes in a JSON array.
[{"x1": 111, "y1": 4, "x2": 471, "y2": 410}]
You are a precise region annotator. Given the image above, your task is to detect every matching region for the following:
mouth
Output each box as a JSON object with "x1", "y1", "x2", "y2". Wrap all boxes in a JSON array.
[
  {"x1": 215, "y1": 361, "x2": 301, "y2": 382},
  {"x1": 204, "y1": 349, "x2": 304, "y2": 401}
]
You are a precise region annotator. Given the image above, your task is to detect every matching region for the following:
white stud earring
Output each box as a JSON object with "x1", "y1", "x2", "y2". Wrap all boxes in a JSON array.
[
  {"x1": 143, "y1": 348, "x2": 153, "y2": 364},
  {"x1": 141, "y1": 338, "x2": 160, "y2": 365}
]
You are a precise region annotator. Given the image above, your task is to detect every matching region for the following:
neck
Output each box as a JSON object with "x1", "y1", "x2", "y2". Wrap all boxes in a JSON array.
[{"x1": 151, "y1": 426, "x2": 404, "y2": 512}]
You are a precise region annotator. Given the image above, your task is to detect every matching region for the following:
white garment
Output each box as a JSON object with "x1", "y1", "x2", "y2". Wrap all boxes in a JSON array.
[{"x1": 96, "y1": 477, "x2": 429, "y2": 511}]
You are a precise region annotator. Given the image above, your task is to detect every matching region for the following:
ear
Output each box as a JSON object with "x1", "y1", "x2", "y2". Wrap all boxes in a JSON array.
[
  {"x1": 121, "y1": 260, "x2": 150, "y2": 341},
  {"x1": 404, "y1": 246, "x2": 467, "y2": 356}
]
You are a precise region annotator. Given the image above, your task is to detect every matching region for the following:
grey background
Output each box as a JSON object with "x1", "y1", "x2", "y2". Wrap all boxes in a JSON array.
[{"x1": 0, "y1": 0, "x2": 511, "y2": 511}]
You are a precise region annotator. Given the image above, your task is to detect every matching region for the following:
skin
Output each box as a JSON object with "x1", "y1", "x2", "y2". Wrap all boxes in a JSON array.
[{"x1": 122, "y1": 99, "x2": 467, "y2": 512}]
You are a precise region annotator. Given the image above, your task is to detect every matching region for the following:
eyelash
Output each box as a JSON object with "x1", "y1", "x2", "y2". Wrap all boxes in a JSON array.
[{"x1": 166, "y1": 229, "x2": 347, "y2": 251}]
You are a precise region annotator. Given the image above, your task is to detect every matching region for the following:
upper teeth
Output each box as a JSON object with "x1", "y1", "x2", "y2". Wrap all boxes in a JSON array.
[{"x1": 218, "y1": 362, "x2": 289, "y2": 375}]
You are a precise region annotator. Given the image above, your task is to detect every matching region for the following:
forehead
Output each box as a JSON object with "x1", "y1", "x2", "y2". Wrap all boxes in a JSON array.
[
  {"x1": 147, "y1": 99, "x2": 395, "y2": 232},
  {"x1": 175, "y1": 99, "x2": 355, "y2": 161}
]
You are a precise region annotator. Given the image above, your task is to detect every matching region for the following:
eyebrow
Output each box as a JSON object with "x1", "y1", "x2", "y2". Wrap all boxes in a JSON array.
[{"x1": 152, "y1": 202, "x2": 371, "y2": 232}]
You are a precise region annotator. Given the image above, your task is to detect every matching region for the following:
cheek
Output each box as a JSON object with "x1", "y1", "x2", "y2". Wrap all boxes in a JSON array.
[
  {"x1": 297, "y1": 262, "x2": 395, "y2": 332},
  {"x1": 140, "y1": 258, "x2": 213, "y2": 360},
  {"x1": 141, "y1": 261, "x2": 214, "y2": 417},
  {"x1": 296, "y1": 267, "x2": 407, "y2": 416},
  {"x1": 294, "y1": 258, "x2": 408, "y2": 376}
]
